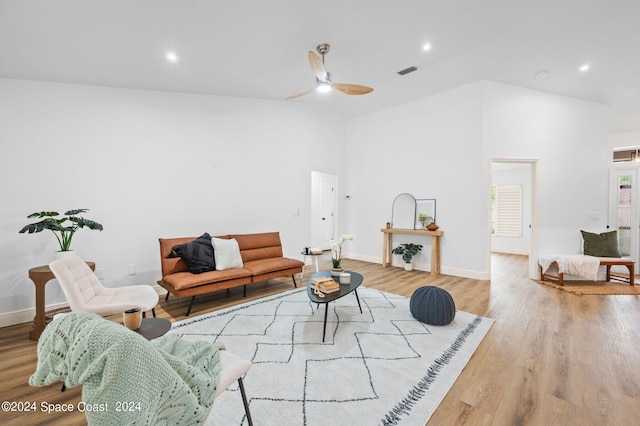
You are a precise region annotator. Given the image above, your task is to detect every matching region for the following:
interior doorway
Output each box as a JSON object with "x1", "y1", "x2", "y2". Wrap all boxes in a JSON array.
[
  {"x1": 608, "y1": 165, "x2": 639, "y2": 265},
  {"x1": 311, "y1": 171, "x2": 338, "y2": 251},
  {"x1": 490, "y1": 159, "x2": 539, "y2": 279}
]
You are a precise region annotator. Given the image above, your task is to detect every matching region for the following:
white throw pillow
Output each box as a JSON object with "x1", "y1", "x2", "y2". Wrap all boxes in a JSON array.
[{"x1": 212, "y1": 237, "x2": 244, "y2": 270}]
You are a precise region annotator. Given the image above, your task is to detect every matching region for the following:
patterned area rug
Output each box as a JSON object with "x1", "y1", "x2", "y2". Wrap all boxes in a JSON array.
[
  {"x1": 537, "y1": 279, "x2": 640, "y2": 295},
  {"x1": 171, "y1": 287, "x2": 494, "y2": 425}
]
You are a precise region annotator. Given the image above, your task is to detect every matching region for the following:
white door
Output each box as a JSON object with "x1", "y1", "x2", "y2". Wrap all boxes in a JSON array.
[
  {"x1": 310, "y1": 171, "x2": 338, "y2": 251},
  {"x1": 320, "y1": 178, "x2": 336, "y2": 249},
  {"x1": 609, "y1": 167, "x2": 638, "y2": 262}
]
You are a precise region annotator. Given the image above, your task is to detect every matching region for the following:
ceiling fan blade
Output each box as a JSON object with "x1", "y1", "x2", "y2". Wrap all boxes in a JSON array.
[
  {"x1": 333, "y1": 83, "x2": 374, "y2": 95},
  {"x1": 308, "y1": 51, "x2": 328, "y2": 81},
  {"x1": 286, "y1": 87, "x2": 315, "y2": 100}
]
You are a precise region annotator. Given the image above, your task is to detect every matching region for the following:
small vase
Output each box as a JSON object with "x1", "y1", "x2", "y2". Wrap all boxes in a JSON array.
[
  {"x1": 426, "y1": 222, "x2": 439, "y2": 231},
  {"x1": 331, "y1": 267, "x2": 344, "y2": 276}
]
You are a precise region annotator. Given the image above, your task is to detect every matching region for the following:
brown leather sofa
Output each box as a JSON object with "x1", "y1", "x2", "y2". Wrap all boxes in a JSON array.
[{"x1": 158, "y1": 232, "x2": 304, "y2": 315}]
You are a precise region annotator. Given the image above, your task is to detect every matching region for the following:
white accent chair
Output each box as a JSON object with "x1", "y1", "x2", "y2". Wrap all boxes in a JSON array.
[
  {"x1": 49, "y1": 255, "x2": 159, "y2": 317},
  {"x1": 215, "y1": 350, "x2": 254, "y2": 425}
]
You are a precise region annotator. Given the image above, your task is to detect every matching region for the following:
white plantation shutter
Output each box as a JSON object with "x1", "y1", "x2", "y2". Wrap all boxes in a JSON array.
[{"x1": 495, "y1": 185, "x2": 522, "y2": 237}]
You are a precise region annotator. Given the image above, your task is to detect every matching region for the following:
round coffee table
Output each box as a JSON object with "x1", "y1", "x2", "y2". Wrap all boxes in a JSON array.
[{"x1": 307, "y1": 270, "x2": 363, "y2": 342}]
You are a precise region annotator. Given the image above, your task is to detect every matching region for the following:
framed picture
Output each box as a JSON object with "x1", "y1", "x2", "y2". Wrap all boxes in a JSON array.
[{"x1": 415, "y1": 199, "x2": 436, "y2": 230}]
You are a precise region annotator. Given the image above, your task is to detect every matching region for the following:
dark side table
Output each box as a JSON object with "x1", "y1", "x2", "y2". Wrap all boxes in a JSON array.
[
  {"x1": 28, "y1": 262, "x2": 95, "y2": 340},
  {"x1": 133, "y1": 318, "x2": 172, "y2": 340}
]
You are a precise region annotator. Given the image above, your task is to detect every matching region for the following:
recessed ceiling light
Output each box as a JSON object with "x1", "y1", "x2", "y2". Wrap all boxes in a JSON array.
[
  {"x1": 535, "y1": 70, "x2": 549, "y2": 80},
  {"x1": 422, "y1": 43, "x2": 432, "y2": 52},
  {"x1": 579, "y1": 63, "x2": 590, "y2": 72},
  {"x1": 166, "y1": 52, "x2": 178, "y2": 63}
]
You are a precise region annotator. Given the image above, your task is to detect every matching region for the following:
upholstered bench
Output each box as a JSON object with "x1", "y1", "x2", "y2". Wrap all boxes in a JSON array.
[
  {"x1": 539, "y1": 255, "x2": 634, "y2": 286},
  {"x1": 539, "y1": 230, "x2": 636, "y2": 286}
]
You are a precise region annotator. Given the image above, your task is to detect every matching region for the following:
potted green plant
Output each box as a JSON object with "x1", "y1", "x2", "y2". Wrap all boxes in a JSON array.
[
  {"x1": 19, "y1": 209, "x2": 103, "y2": 258},
  {"x1": 418, "y1": 213, "x2": 433, "y2": 229},
  {"x1": 392, "y1": 243, "x2": 423, "y2": 271}
]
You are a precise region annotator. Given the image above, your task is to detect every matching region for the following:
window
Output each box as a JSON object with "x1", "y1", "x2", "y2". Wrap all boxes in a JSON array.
[
  {"x1": 492, "y1": 185, "x2": 522, "y2": 237},
  {"x1": 613, "y1": 147, "x2": 640, "y2": 162}
]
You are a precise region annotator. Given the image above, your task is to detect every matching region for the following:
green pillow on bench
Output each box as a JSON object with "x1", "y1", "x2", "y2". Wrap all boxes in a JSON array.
[{"x1": 580, "y1": 230, "x2": 621, "y2": 258}]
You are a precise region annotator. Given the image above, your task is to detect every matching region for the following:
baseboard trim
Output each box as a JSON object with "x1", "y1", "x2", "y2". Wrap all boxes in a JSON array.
[
  {"x1": 0, "y1": 301, "x2": 70, "y2": 329},
  {"x1": 347, "y1": 254, "x2": 490, "y2": 280},
  {"x1": 0, "y1": 284, "x2": 168, "y2": 329},
  {"x1": 491, "y1": 248, "x2": 529, "y2": 255}
]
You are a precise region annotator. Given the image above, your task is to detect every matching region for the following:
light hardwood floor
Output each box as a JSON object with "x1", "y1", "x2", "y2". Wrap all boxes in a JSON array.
[{"x1": 1, "y1": 254, "x2": 639, "y2": 425}]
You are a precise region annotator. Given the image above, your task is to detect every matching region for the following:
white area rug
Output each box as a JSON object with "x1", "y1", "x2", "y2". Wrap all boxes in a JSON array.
[{"x1": 171, "y1": 287, "x2": 494, "y2": 425}]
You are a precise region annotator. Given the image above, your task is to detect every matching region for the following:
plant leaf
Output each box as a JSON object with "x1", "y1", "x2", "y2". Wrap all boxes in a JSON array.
[
  {"x1": 69, "y1": 217, "x2": 103, "y2": 230},
  {"x1": 26, "y1": 211, "x2": 59, "y2": 219},
  {"x1": 65, "y1": 209, "x2": 89, "y2": 216}
]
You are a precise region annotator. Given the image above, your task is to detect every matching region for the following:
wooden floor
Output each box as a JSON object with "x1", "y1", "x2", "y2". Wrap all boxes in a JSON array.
[{"x1": 1, "y1": 254, "x2": 639, "y2": 425}]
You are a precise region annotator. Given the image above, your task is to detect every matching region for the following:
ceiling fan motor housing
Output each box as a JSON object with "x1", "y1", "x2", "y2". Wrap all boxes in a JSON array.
[{"x1": 316, "y1": 43, "x2": 330, "y2": 56}]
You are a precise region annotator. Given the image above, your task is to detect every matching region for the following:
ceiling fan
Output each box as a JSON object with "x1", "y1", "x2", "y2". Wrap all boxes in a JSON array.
[{"x1": 287, "y1": 44, "x2": 374, "y2": 100}]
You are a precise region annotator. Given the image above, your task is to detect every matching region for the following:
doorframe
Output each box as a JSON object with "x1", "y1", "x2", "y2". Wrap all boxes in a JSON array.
[
  {"x1": 489, "y1": 158, "x2": 540, "y2": 279},
  {"x1": 310, "y1": 171, "x2": 339, "y2": 250},
  {"x1": 608, "y1": 164, "x2": 640, "y2": 264}
]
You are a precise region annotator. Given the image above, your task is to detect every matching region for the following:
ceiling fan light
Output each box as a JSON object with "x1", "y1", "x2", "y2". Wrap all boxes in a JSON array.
[{"x1": 316, "y1": 81, "x2": 332, "y2": 93}]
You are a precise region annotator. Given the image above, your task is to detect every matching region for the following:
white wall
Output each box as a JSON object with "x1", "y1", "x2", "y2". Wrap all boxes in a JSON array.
[
  {"x1": 344, "y1": 80, "x2": 611, "y2": 278},
  {"x1": 608, "y1": 131, "x2": 640, "y2": 151},
  {"x1": 0, "y1": 78, "x2": 346, "y2": 319},
  {"x1": 0, "y1": 77, "x2": 613, "y2": 323},
  {"x1": 482, "y1": 81, "x2": 611, "y2": 257},
  {"x1": 344, "y1": 83, "x2": 486, "y2": 277}
]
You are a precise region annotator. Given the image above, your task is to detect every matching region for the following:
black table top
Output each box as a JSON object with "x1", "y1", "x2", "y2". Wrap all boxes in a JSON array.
[
  {"x1": 134, "y1": 317, "x2": 172, "y2": 340},
  {"x1": 307, "y1": 270, "x2": 363, "y2": 304}
]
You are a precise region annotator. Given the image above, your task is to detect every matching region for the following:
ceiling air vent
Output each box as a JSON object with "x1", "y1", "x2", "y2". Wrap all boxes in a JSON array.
[{"x1": 397, "y1": 66, "x2": 417, "y2": 76}]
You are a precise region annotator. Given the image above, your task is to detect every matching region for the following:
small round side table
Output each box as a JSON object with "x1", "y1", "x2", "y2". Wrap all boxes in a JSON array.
[
  {"x1": 300, "y1": 251, "x2": 322, "y2": 279},
  {"x1": 134, "y1": 317, "x2": 172, "y2": 340}
]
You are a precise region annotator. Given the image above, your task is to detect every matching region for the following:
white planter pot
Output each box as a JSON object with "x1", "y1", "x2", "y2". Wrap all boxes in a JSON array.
[
  {"x1": 53, "y1": 250, "x2": 76, "y2": 260},
  {"x1": 403, "y1": 262, "x2": 413, "y2": 271}
]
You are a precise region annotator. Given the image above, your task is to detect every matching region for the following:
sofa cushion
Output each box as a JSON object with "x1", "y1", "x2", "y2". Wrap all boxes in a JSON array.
[
  {"x1": 212, "y1": 238, "x2": 244, "y2": 270},
  {"x1": 169, "y1": 233, "x2": 216, "y2": 274},
  {"x1": 231, "y1": 232, "x2": 283, "y2": 263},
  {"x1": 162, "y1": 268, "x2": 252, "y2": 290},
  {"x1": 581, "y1": 230, "x2": 621, "y2": 257},
  {"x1": 243, "y1": 257, "x2": 305, "y2": 276}
]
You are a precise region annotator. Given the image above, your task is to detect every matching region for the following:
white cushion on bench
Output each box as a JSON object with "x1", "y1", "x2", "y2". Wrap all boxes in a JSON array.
[{"x1": 539, "y1": 254, "x2": 600, "y2": 281}]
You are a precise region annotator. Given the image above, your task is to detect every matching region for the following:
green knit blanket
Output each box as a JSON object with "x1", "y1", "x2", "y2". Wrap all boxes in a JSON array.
[{"x1": 30, "y1": 312, "x2": 224, "y2": 425}]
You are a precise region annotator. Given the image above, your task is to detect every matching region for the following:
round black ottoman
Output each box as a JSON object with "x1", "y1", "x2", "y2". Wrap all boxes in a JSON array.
[{"x1": 409, "y1": 286, "x2": 456, "y2": 325}]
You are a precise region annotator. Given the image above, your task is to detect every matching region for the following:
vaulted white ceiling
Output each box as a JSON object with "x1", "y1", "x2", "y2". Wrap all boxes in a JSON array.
[{"x1": 1, "y1": 0, "x2": 639, "y2": 132}]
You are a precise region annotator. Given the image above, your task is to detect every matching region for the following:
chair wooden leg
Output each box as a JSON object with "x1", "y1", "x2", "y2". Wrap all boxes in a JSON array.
[
  {"x1": 165, "y1": 292, "x2": 170, "y2": 301},
  {"x1": 292, "y1": 274, "x2": 297, "y2": 288},
  {"x1": 152, "y1": 308, "x2": 156, "y2": 318},
  {"x1": 142, "y1": 311, "x2": 146, "y2": 319},
  {"x1": 237, "y1": 377, "x2": 253, "y2": 426}
]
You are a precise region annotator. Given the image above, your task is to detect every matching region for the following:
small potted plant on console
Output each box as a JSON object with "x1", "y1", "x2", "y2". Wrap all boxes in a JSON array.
[{"x1": 392, "y1": 243, "x2": 423, "y2": 271}]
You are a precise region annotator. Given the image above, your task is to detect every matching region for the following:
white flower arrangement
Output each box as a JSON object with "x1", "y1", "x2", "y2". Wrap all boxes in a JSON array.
[{"x1": 330, "y1": 234, "x2": 355, "y2": 269}]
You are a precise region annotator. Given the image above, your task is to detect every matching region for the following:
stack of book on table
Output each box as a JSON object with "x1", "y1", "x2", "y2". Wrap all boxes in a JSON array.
[{"x1": 311, "y1": 277, "x2": 339, "y2": 294}]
